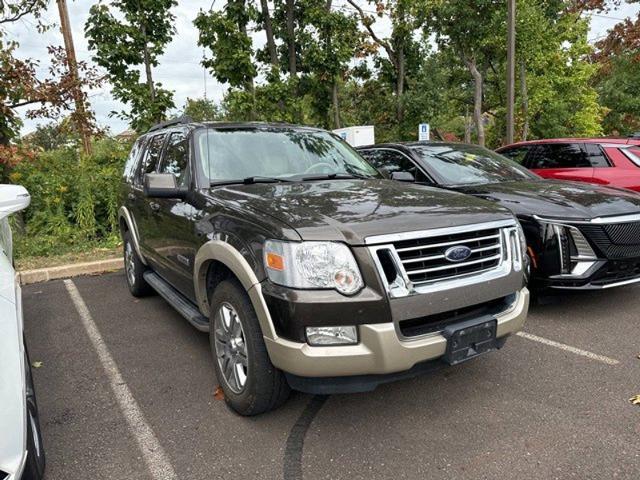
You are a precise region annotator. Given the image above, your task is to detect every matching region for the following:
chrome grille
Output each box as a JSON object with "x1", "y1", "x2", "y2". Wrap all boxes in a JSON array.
[{"x1": 392, "y1": 227, "x2": 504, "y2": 285}]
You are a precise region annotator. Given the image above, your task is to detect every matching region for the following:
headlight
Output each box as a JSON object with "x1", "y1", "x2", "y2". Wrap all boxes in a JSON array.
[
  {"x1": 540, "y1": 221, "x2": 597, "y2": 275},
  {"x1": 264, "y1": 240, "x2": 364, "y2": 295}
]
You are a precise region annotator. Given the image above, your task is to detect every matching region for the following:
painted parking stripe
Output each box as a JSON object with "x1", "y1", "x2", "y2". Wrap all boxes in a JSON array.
[
  {"x1": 64, "y1": 279, "x2": 178, "y2": 480},
  {"x1": 516, "y1": 331, "x2": 620, "y2": 366}
]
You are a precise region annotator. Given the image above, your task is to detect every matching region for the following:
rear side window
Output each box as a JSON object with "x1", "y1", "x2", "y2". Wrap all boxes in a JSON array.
[
  {"x1": 499, "y1": 146, "x2": 532, "y2": 165},
  {"x1": 160, "y1": 131, "x2": 189, "y2": 187},
  {"x1": 135, "y1": 133, "x2": 166, "y2": 186},
  {"x1": 584, "y1": 143, "x2": 610, "y2": 168},
  {"x1": 622, "y1": 148, "x2": 640, "y2": 168},
  {"x1": 529, "y1": 143, "x2": 590, "y2": 169},
  {"x1": 123, "y1": 138, "x2": 144, "y2": 182}
]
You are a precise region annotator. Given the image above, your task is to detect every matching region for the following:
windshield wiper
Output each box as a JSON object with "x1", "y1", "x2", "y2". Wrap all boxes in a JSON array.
[
  {"x1": 210, "y1": 176, "x2": 294, "y2": 187},
  {"x1": 300, "y1": 173, "x2": 371, "y2": 182}
]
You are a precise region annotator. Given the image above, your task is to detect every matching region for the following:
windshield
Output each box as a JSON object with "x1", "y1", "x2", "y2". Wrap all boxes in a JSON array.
[
  {"x1": 195, "y1": 127, "x2": 380, "y2": 184},
  {"x1": 411, "y1": 143, "x2": 539, "y2": 186}
]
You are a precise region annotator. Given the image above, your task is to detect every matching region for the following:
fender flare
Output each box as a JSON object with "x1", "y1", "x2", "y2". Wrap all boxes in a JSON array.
[
  {"x1": 194, "y1": 240, "x2": 277, "y2": 340},
  {"x1": 118, "y1": 206, "x2": 147, "y2": 265}
]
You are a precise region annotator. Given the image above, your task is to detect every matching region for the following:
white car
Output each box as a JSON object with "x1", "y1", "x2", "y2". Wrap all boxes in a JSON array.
[{"x1": 0, "y1": 185, "x2": 45, "y2": 480}]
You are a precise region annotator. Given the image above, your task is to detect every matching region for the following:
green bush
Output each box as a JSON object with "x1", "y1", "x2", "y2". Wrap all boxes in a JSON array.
[{"x1": 9, "y1": 138, "x2": 131, "y2": 258}]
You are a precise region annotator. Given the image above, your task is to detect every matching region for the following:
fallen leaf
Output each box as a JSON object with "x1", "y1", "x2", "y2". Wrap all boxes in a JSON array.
[
  {"x1": 629, "y1": 395, "x2": 640, "y2": 406},
  {"x1": 32, "y1": 361, "x2": 43, "y2": 369},
  {"x1": 214, "y1": 386, "x2": 225, "y2": 401}
]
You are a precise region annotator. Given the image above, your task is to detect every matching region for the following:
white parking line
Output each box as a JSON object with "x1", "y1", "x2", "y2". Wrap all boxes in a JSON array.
[
  {"x1": 516, "y1": 331, "x2": 620, "y2": 366},
  {"x1": 64, "y1": 279, "x2": 178, "y2": 480}
]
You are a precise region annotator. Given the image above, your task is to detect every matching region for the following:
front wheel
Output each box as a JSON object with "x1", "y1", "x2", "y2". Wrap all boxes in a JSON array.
[
  {"x1": 22, "y1": 349, "x2": 45, "y2": 480},
  {"x1": 123, "y1": 231, "x2": 153, "y2": 297},
  {"x1": 209, "y1": 279, "x2": 290, "y2": 416}
]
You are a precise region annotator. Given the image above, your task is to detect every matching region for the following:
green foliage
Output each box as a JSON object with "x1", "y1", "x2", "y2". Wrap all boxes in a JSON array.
[
  {"x1": 85, "y1": 0, "x2": 176, "y2": 132},
  {"x1": 181, "y1": 98, "x2": 225, "y2": 122},
  {"x1": 9, "y1": 138, "x2": 129, "y2": 257},
  {"x1": 21, "y1": 119, "x2": 78, "y2": 151}
]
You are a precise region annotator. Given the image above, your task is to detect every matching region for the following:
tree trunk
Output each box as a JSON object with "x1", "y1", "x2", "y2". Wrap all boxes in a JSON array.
[
  {"x1": 286, "y1": 0, "x2": 296, "y2": 77},
  {"x1": 260, "y1": 0, "x2": 278, "y2": 70},
  {"x1": 332, "y1": 79, "x2": 340, "y2": 128},
  {"x1": 396, "y1": 48, "x2": 405, "y2": 124},
  {"x1": 466, "y1": 58, "x2": 485, "y2": 147},
  {"x1": 237, "y1": 9, "x2": 256, "y2": 120},
  {"x1": 464, "y1": 105, "x2": 472, "y2": 143},
  {"x1": 520, "y1": 61, "x2": 529, "y2": 142}
]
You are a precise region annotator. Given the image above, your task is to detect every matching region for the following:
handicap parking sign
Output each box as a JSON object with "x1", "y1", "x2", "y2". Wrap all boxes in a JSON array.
[{"x1": 419, "y1": 123, "x2": 430, "y2": 141}]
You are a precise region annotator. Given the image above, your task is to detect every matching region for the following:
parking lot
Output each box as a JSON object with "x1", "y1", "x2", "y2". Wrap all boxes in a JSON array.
[{"x1": 23, "y1": 271, "x2": 639, "y2": 480}]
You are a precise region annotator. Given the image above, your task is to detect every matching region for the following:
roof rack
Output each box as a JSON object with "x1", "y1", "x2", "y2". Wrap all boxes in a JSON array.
[{"x1": 147, "y1": 115, "x2": 193, "y2": 133}]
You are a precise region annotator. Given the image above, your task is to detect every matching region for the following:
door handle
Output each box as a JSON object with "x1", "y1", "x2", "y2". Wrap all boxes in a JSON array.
[{"x1": 150, "y1": 202, "x2": 161, "y2": 212}]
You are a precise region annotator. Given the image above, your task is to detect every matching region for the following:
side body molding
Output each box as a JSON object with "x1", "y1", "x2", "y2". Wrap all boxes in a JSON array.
[
  {"x1": 118, "y1": 206, "x2": 147, "y2": 265},
  {"x1": 194, "y1": 240, "x2": 277, "y2": 340}
]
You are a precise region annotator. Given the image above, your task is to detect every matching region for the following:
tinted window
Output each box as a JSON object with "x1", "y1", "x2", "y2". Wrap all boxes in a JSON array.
[
  {"x1": 500, "y1": 146, "x2": 531, "y2": 165},
  {"x1": 195, "y1": 128, "x2": 380, "y2": 183},
  {"x1": 410, "y1": 143, "x2": 538, "y2": 186},
  {"x1": 160, "y1": 132, "x2": 189, "y2": 187},
  {"x1": 584, "y1": 143, "x2": 610, "y2": 168},
  {"x1": 135, "y1": 134, "x2": 166, "y2": 185},
  {"x1": 360, "y1": 149, "x2": 427, "y2": 182},
  {"x1": 530, "y1": 143, "x2": 590, "y2": 169},
  {"x1": 123, "y1": 138, "x2": 144, "y2": 182}
]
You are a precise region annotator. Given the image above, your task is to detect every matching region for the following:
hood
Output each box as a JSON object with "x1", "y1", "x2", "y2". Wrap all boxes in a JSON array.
[
  {"x1": 455, "y1": 180, "x2": 640, "y2": 221},
  {"x1": 209, "y1": 179, "x2": 513, "y2": 245}
]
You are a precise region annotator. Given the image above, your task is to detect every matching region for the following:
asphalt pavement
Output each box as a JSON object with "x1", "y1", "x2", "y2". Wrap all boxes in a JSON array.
[{"x1": 23, "y1": 272, "x2": 640, "y2": 480}]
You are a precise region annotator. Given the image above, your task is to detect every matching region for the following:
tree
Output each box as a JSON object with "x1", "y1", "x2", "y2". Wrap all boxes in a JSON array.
[
  {"x1": 195, "y1": 2, "x2": 258, "y2": 120},
  {"x1": 0, "y1": 41, "x2": 102, "y2": 145},
  {"x1": 85, "y1": 0, "x2": 177, "y2": 132},
  {"x1": 0, "y1": 0, "x2": 47, "y2": 25},
  {"x1": 298, "y1": 0, "x2": 358, "y2": 128},
  {"x1": 181, "y1": 97, "x2": 225, "y2": 122},
  {"x1": 594, "y1": 6, "x2": 640, "y2": 135},
  {"x1": 347, "y1": 0, "x2": 430, "y2": 126}
]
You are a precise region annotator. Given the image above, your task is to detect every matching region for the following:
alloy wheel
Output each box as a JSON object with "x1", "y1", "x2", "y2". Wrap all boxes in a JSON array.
[
  {"x1": 214, "y1": 302, "x2": 248, "y2": 393},
  {"x1": 125, "y1": 242, "x2": 136, "y2": 286}
]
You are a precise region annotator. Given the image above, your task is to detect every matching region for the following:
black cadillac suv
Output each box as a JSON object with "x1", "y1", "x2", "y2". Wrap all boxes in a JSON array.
[{"x1": 359, "y1": 141, "x2": 640, "y2": 290}]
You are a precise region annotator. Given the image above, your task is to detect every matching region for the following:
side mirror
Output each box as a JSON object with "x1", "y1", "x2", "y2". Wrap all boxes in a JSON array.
[
  {"x1": 390, "y1": 171, "x2": 415, "y2": 182},
  {"x1": 144, "y1": 173, "x2": 187, "y2": 199},
  {"x1": 0, "y1": 184, "x2": 31, "y2": 219}
]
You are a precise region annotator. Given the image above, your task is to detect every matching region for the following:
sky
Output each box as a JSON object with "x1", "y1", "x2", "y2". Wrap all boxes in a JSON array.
[{"x1": 5, "y1": 0, "x2": 640, "y2": 136}]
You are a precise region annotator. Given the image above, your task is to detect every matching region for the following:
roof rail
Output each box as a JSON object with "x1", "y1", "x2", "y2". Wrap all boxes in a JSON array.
[{"x1": 147, "y1": 115, "x2": 192, "y2": 133}]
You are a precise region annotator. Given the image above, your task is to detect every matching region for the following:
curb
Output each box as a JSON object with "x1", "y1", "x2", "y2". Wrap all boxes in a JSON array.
[{"x1": 19, "y1": 258, "x2": 124, "y2": 286}]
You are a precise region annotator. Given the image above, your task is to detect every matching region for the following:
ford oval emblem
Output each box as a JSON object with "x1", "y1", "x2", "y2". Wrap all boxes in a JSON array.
[{"x1": 444, "y1": 245, "x2": 472, "y2": 263}]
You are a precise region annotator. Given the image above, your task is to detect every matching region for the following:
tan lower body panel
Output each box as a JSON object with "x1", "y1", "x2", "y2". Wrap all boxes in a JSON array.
[{"x1": 264, "y1": 287, "x2": 529, "y2": 378}]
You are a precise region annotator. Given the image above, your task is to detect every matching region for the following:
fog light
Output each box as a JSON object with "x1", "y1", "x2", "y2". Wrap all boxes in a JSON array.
[{"x1": 305, "y1": 326, "x2": 358, "y2": 346}]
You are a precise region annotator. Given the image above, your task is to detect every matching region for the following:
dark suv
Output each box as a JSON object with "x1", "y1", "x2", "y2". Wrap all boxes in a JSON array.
[{"x1": 119, "y1": 119, "x2": 529, "y2": 415}]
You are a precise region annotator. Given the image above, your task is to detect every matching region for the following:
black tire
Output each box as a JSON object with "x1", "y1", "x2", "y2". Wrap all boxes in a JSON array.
[
  {"x1": 123, "y1": 231, "x2": 153, "y2": 297},
  {"x1": 209, "y1": 279, "x2": 290, "y2": 416},
  {"x1": 22, "y1": 349, "x2": 45, "y2": 480}
]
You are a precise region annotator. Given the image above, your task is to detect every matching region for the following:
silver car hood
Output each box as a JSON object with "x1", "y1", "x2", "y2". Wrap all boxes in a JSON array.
[{"x1": 0, "y1": 252, "x2": 27, "y2": 476}]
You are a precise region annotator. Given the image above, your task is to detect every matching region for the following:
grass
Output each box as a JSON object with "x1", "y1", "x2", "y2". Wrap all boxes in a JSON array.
[{"x1": 15, "y1": 243, "x2": 122, "y2": 271}]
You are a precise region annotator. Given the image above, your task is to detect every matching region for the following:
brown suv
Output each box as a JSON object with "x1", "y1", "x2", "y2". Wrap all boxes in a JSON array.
[{"x1": 118, "y1": 119, "x2": 529, "y2": 415}]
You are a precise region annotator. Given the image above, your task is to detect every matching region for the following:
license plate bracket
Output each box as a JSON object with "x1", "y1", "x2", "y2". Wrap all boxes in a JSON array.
[{"x1": 442, "y1": 316, "x2": 498, "y2": 366}]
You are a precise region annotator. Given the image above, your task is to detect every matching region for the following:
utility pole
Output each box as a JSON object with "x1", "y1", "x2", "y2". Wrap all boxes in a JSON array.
[
  {"x1": 506, "y1": 0, "x2": 516, "y2": 145},
  {"x1": 56, "y1": 0, "x2": 92, "y2": 155}
]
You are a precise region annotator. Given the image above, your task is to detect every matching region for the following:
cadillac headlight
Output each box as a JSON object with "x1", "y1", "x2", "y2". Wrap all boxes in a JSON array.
[{"x1": 264, "y1": 240, "x2": 364, "y2": 295}]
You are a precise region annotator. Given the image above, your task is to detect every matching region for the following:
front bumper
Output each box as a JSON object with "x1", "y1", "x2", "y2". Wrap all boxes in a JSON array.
[
  {"x1": 264, "y1": 287, "x2": 529, "y2": 378},
  {"x1": 547, "y1": 257, "x2": 640, "y2": 290}
]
